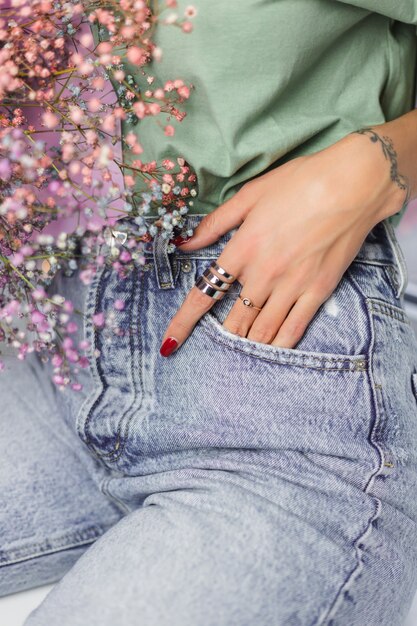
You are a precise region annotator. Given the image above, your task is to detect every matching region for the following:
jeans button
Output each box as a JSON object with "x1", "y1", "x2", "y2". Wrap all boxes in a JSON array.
[{"x1": 181, "y1": 260, "x2": 192, "y2": 273}]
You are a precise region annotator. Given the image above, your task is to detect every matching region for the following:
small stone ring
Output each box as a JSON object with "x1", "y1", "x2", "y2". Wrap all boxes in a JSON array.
[{"x1": 238, "y1": 294, "x2": 263, "y2": 311}]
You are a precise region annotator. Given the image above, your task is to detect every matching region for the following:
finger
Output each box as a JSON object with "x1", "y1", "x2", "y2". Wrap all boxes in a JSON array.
[
  {"x1": 220, "y1": 273, "x2": 274, "y2": 339},
  {"x1": 244, "y1": 282, "x2": 299, "y2": 345},
  {"x1": 269, "y1": 290, "x2": 325, "y2": 349},
  {"x1": 174, "y1": 187, "x2": 254, "y2": 251},
  {"x1": 160, "y1": 239, "x2": 246, "y2": 356},
  {"x1": 159, "y1": 283, "x2": 228, "y2": 356}
]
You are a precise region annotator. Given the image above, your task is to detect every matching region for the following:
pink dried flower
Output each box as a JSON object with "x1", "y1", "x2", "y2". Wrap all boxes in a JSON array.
[
  {"x1": 164, "y1": 125, "x2": 175, "y2": 136},
  {"x1": 92, "y1": 312, "x2": 105, "y2": 328},
  {"x1": 184, "y1": 6, "x2": 197, "y2": 18},
  {"x1": 0, "y1": 0, "x2": 198, "y2": 390},
  {"x1": 114, "y1": 299, "x2": 125, "y2": 311}
]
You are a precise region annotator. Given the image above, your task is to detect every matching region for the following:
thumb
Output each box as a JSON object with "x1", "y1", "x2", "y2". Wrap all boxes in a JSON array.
[{"x1": 175, "y1": 190, "x2": 249, "y2": 250}]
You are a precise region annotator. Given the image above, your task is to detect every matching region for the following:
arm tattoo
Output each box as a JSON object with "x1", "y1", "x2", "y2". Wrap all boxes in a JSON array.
[{"x1": 350, "y1": 127, "x2": 411, "y2": 210}]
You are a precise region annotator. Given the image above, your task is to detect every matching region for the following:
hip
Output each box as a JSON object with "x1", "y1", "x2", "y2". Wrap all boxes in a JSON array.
[{"x1": 60, "y1": 215, "x2": 417, "y2": 485}]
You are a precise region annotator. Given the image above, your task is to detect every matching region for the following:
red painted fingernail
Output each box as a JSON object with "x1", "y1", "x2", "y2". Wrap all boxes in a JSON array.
[
  {"x1": 171, "y1": 235, "x2": 192, "y2": 247},
  {"x1": 160, "y1": 337, "x2": 178, "y2": 357}
]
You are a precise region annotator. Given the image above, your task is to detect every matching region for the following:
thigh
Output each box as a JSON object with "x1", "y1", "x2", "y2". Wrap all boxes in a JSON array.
[
  {"x1": 0, "y1": 341, "x2": 124, "y2": 596},
  {"x1": 41, "y1": 216, "x2": 417, "y2": 626},
  {"x1": 22, "y1": 461, "x2": 417, "y2": 626},
  {"x1": 33, "y1": 228, "x2": 417, "y2": 625},
  {"x1": 18, "y1": 471, "x2": 374, "y2": 626}
]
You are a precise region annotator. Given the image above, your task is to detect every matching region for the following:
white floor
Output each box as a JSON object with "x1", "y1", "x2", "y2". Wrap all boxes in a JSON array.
[
  {"x1": 0, "y1": 583, "x2": 417, "y2": 625},
  {"x1": 0, "y1": 585, "x2": 55, "y2": 626}
]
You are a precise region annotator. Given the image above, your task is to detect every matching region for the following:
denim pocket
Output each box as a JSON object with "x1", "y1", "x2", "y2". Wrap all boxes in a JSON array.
[
  {"x1": 191, "y1": 257, "x2": 369, "y2": 372},
  {"x1": 78, "y1": 256, "x2": 375, "y2": 475}
]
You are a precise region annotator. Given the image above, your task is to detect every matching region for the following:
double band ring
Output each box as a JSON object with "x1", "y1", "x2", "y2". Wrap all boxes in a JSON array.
[
  {"x1": 194, "y1": 260, "x2": 235, "y2": 301},
  {"x1": 194, "y1": 260, "x2": 263, "y2": 310},
  {"x1": 194, "y1": 275, "x2": 229, "y2": 300},
  {"x1": 207, "y1": 260, "x2": 235, "y2": 281},
  {"x1": 201, "y1": 267, "x2": 232, "y2": 291}
]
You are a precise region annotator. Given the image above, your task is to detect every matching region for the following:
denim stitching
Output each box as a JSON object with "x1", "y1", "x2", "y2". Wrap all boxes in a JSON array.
[
  {"x1": 197, "y1": 321, "x2": 367, "y2": 371},
  {"x1": 99, "y1": 476, "x2": 132, "y2": 515},
  {"x1": 82, "y1": 267, "x2": 139, "y2": 461},
  {"x1": 81, "y1": 266, "x2": 113, "y2": 455},
  {"x1": 175, "y1": 260, "x2": 364, "y2": 371},
  {"x1": 0, "y1": 524, "x2": 111, "y2": 567},
  {"x1": 75, "y1": 263, "x2": 109, "y2": 448},
  {"x1": 153, "y1": 230, "x2": 181, "y2": 289},
  {"x1": 104, "y1": 266, "x2": 146, "y2": 464},
  {"x1": 178, "y1": 256, "x2": 367, "y2": 371},
  {"x1": 154, "y1": 230, "x2": 174, "y2": 289},
  {"x1": 381, "y1": 219, "x2": 408, "y2": 299},
  {"x1": 383, "y1": 264, "x2": 402, "y2": 297},
  {"x1": 350, "y1": 259, "x2": 401, "y2": 300},
  {"x1": 317, "y1": 273, "x2": 385, "y2": 625},
  {"x1": 368, "y1": 298, "x2": 411, "y2": 325}
]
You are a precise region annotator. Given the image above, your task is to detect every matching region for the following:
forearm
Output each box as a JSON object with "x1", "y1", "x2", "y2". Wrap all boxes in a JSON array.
[{"x1": 349, "y1": 109, "x2": 417, "y2": 221}]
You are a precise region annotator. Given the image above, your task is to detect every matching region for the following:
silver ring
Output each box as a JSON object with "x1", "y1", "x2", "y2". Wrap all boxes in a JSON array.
[
  {"x1": 201, "y1": 267, "x2": 232, "y2": 290},
  {"x1": 194, "y1": 260, "x2": 236, "y2": 300},
  {"x1": 195, "y1": 275, "x2": 229, "y2": 300},
  {"x1": 208, "y1": 260, "x2": 235, "y2": 282}
]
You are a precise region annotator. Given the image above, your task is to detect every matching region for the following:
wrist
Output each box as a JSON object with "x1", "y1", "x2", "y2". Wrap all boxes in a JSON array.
[
  {"x1": 377, "y1": 178, "x2": 411, "y2": 223},
  {"x1": 340, "y1": 129, "x2": 411, "y2": 225}
]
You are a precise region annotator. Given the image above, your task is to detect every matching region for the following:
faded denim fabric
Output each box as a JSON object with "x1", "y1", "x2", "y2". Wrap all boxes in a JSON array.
[{"x1": 1, "y1": 214, "x2": 417, "y2": 625}]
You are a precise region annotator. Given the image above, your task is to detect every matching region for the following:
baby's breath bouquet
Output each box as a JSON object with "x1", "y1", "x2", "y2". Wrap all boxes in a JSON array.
[{"x1": 0, "y1": 0, "x2": 198, "y2": 389}]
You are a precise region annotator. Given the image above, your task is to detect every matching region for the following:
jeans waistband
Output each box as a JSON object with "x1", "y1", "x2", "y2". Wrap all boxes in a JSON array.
[{"x1": 131, "y1": 213, "x2": 408, "y2": 298}]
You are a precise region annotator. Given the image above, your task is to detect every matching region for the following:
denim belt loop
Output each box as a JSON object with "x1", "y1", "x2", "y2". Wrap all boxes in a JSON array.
[
  {"x1": 382, "y1": 218, "x2": 408, "y2": 299},
  {"x1": 152, "y1": 229, "x2": 181, "y2": 290}
]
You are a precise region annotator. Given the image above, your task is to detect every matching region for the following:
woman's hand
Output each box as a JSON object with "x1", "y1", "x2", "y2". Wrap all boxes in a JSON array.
[{"x1": 159, "y1": 130, "x2": 407, "y2": 356}]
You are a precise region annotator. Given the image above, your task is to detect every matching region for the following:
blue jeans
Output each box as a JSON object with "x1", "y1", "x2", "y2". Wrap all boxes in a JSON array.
[{"x1": 1, "y1": 215, "x2": 417, "y2": 625}]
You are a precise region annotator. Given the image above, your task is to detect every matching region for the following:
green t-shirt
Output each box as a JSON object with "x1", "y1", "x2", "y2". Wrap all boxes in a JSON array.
[{"x1": 119, "y1": 1, "x2": 417, "y2": 227}]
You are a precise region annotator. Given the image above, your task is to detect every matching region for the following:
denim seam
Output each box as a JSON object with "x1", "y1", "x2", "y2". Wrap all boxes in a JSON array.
[
  {"x1": 154, "y1": 230, "x2": 176, "y2": 289},
  {"x1": 105, "y1": 268, "x2": 146, "y2": 463},
  {"x1": 99, "y1": 476, "x2": 132, "y2": 515},
  {"x1": 368, "y1": 298, "x2": 411, "y2": 325},
  {"x1": 381, "y1": 219, "x2": 408, "y2": 298},
  {"x1": 0, "y1": 524, "x2": 111, "y2": 567},
  {"x1": 318, "y1": 273, "x2": 386, "y2": 624},
  {"x1": 351, "y1": 259, "x2": 400, "y2": 297},
  {"x1": 187, "y1": 254, "x2": 368, "y2": 371},
  {"x1": 197, "y1": 320, "x2": 367, "y2": 371},
  {"x1": 80, "y1": 265, "x2": 112, "y2": 455},
  {"x1": 144, "y1": 251, "x2": 233, "y2": 261},
  {"x1": 83, "y1": 263, "x2": 107, "y2": 387},
  {"x1": 346, "y1": 258, "x2": 410, "y2": 327},
  {"x1": 80, "y1": 266, "x2": 140, "y2": 462},
  {"x1": 383, "y1": 264, "x2": 403, "y2": 298},
  {"x1": 75, "y1": 263, "x2": 108, "y2": 448},
  {"x1": 351, "y1": 258, "x2": 395, "y2": 268}
]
